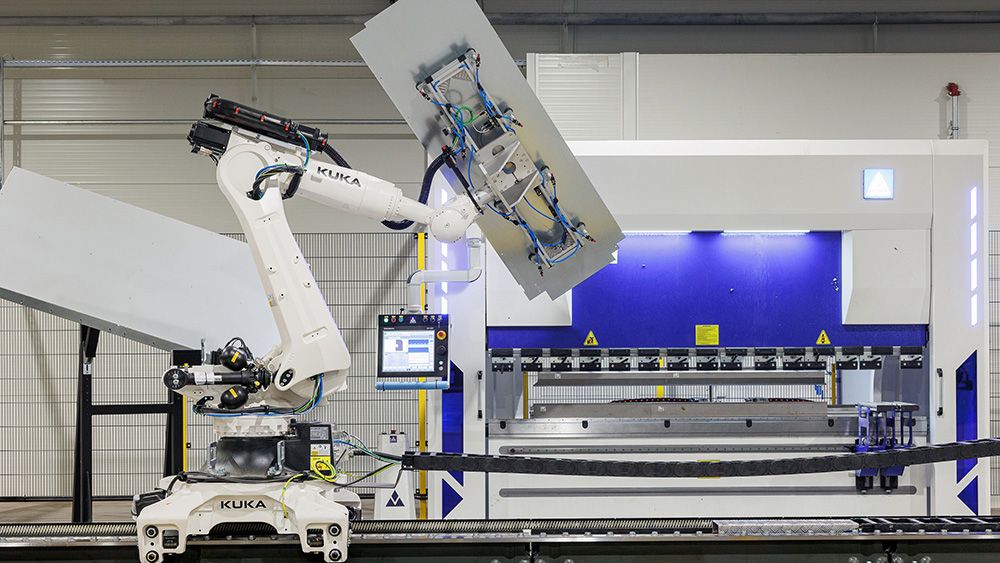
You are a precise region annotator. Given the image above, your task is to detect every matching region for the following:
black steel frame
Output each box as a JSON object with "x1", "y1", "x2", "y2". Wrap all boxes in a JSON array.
[{"x1": 71, "y1": 325, "x2": 185, "y2": 523}]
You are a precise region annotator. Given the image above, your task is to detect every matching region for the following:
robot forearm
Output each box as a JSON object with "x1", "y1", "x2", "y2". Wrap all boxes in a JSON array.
[{"x1": 295, "y1": 159, "x2": 484, "y2": 244}]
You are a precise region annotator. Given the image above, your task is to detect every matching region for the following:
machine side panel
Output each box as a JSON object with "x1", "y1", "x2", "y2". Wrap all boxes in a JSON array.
[
  {"x1": 841, "y1": 229, "x2": 930, "y2": 325},
  {"x1": 0, "y1": 167, "x2": 277, "y2": 352},
  {"x1": 928, "y1": 149, "x2": 990, "y2": 514},
  {"x1": 570, "y1": 145, "x2": 934, "y2": 232},
  {"x1": 486, "y1": 435, "x2": 930, "y2": 518}
]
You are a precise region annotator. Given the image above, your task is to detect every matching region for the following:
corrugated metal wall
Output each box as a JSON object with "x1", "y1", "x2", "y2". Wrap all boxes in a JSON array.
[
  {"x1": 0, "y1": 232, "x2": 419, "y2": 498},
  {"x1": 530, "y1": 54, "x2": 625, "y2": 140},
  {"x1": 0, "y1": 302, "x2": 78, "y2": 497},
  {"x1": 0, "y1": 304, "x2": 172, "y2": 497}
]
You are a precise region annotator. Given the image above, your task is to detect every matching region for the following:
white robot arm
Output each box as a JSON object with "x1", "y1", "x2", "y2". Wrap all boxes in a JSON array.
[{"x1": 165, "y1": 98, "x2": 486, "y2": 413}]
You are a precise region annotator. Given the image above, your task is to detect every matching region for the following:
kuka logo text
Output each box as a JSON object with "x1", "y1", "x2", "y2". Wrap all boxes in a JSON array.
[
  {"x1": 317, "y1": 167, "x2": 361, "y2": 186},
  {"x1": 220, "y1": 499, "x2": 267, "y2": 509}
]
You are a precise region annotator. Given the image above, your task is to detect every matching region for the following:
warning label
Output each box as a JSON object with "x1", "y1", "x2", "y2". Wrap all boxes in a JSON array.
[
  {"x1": 695, "y1": 325, "x2": 719, "y2": 346},
  {"x1": 816, "y1": 330, "x2": 831, "y2": 345},
  {"x1": 583, "y1": 331, "x2": 599, "y2": 346}
]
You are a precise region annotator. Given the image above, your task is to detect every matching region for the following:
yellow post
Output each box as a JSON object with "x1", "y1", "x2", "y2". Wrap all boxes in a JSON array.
[
  {"x1": 830, "y1": 364, "x2": 838, "y2": 405},
  {"x1": 655, "y1": 357, "x2": 665, "y2": 398},
  {"x1": 522, "y1": 373, "x2": 530, "y2": 419},
  {"x1": 417, "y1": 386, "x2": 428, "y2": 519},
  {"x1": 415, "y1": 232, "x2": 428, "y2": 519}
]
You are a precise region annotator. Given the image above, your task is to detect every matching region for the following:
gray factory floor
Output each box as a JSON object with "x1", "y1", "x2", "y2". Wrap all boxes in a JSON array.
[{"x1": 0, "y1": 500, "x2": 132, "y2": 522}]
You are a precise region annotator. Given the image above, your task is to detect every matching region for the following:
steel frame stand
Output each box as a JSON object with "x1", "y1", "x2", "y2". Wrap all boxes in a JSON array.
[{"x1": 71, "y1": 325, "x2": 186, "y2": 523}]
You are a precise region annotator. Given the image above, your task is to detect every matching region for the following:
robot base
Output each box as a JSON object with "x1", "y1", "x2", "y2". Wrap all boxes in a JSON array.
[{"x1": 135, "y1": 478, "x2": 359, "y2": 562}]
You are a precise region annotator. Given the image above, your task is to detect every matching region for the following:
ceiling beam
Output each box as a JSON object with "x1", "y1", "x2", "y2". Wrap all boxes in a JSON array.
[{"x1": 0, "y1": 12, "x2": 997, "y2": 26}]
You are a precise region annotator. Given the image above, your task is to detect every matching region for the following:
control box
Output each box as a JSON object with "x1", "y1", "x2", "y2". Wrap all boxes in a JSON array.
[
  {"x1": 284, "y1": 422, "x2": 336, "y2": 479},
  {"x1": 378, "y1": 314, "x2": 449, "y2": 378}
]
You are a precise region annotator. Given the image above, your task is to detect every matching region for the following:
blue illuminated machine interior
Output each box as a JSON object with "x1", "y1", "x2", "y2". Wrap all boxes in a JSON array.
[{"x1": 487, "y1": 232, "x2": 927, "y2": 349}]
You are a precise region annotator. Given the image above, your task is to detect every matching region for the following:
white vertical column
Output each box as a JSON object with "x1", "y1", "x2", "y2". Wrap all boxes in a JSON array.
[{"x1": 928, "y1": 141, "x2": 990, "y2": 514}]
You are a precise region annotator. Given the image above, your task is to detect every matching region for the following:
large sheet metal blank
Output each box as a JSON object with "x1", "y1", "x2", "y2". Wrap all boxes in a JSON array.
[
  {"x1": 0, "y1": 167, "x2": 277, "y2": 352},
  {"x1": 352, "y1": 0, "x2": 622, "y2": 300}
]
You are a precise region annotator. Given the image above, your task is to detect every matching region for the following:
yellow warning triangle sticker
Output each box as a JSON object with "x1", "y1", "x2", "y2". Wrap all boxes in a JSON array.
[
  {"x1": 583, "y1": 330, "x2": 599, "y2": 346},
  {"x1": 816, "y1": 330, "x2": 831, "y2": 345}
]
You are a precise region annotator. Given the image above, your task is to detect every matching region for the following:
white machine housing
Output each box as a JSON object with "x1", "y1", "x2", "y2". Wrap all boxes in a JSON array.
[{"x1": 430, "y1": 140, "x2": 989, "y2": 519}]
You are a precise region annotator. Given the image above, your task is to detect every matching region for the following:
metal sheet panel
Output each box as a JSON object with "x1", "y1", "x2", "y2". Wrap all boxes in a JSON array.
[
  {"x1": 351, "y1": 0, "x2": 622, "y2": 299},
  {"x1": 0, "y1": 167, "x2": 277, "y2": 351}
]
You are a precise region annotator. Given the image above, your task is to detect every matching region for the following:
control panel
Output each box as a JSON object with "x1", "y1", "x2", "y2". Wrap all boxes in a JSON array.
[{"x1": 378, "y1": 314, "x2": 449, "y2": 378}]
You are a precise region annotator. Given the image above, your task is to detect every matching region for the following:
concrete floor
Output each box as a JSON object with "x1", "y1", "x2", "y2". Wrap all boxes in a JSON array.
[{"x1": 0, "y1": 500, "x2": 133, "y2": 522}]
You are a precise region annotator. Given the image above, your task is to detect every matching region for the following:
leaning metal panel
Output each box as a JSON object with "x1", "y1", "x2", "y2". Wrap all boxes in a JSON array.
[
  {"x1": 0, "y1": 168, "x2": 276, "y2": 352},
  {"x1": 352, "y1": 0, "x2": 623, "y2": 300}
]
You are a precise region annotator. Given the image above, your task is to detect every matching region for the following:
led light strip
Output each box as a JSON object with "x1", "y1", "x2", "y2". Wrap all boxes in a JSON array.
[{"x1": 971, "y1": 186, "x2": 979, "y2": 326}]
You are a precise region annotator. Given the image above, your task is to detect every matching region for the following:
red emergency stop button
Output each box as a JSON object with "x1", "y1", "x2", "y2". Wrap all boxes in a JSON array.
[{"x1": 436, "y1": 330, "x2": 447, "y2": 340}]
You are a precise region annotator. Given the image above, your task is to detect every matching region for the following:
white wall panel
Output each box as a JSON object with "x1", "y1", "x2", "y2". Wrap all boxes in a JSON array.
[
  {"x1": 0, "y1": 26, "x2": 252, "y2": 60},
  {"x1": 535, "y1": 52, "x2": 1000, "y2": 224},
  {"x1": 636, "y1": 54, "x2": 1000, "y2": 164},
  {"x1": 530, "y1": 53, "x2": 625, "y2": 140}
]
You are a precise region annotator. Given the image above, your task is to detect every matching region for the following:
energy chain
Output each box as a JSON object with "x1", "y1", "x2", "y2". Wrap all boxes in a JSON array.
[{"x1": 403, "y1": 438, "x2": 1000, "y2": 478}]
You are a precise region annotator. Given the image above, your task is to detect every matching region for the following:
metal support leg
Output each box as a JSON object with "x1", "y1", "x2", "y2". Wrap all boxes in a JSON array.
[
  {"x1": 163, "y1": 389, "x2": 185, "y2": 477},
  {"x1": 71, "y1": 325, "x2": 100, "y2": 523}
]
